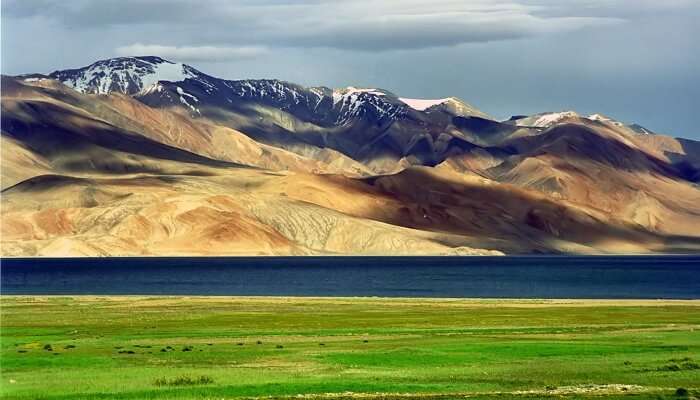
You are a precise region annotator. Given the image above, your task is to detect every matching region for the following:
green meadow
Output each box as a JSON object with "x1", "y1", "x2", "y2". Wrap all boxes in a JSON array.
[{"x1": 1, "y1": 297, "x2": 699, "y2": 400}]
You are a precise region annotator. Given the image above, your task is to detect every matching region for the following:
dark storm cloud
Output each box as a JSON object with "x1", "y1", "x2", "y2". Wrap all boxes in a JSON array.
[
  {"x1": 2, "y1": 0, "x2": 212, "y2": 26},
  {"x1": 2, "y1": 0, "x2": 624, "y2": 52}
]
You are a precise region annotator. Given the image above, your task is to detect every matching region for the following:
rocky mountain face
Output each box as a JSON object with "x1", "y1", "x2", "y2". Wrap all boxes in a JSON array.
[
  {"x1": 2, "y1": 56, "x2": 700, "y2": 256},
  {"x1": 47, "y1": 56, "x2": 416, "y2": 127},
  {"x1": 47, "y1": 56, "x2": 199, "y2": 95},
  {"x1": 41, "y1": 56, "x2": 499, "y2": 171}
]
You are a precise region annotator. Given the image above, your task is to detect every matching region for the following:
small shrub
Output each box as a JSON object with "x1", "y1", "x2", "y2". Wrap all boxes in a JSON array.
[
  {"x1": 658, "y1": 362, "x2": 699, "y2": 372},
  {"x1": 154, "y1": 375, "x2": 214, "y2": 387},
  {"x1": 623, "y1": 361, "x2": 632, "y2": 366},
  {"x1": 182, "y1": 346, "x2": 193, "y2": 352},
  {"x1": 319, "y1": 343, "x2": 325, "y2": 346},
  {"x1": 660, "y1": 363, "x2": 682, "y2": 371},
  {"x1": 363, "y1": 340, "x2": 369, "y2": 343},
  {"x1": 682, "y1": 362, "x2": 699, "y2": 370},
  {"x1": 43, "y1": 344, "x2": 53, "y2": 351},
  {"x1": 675, "y1": 388, "x2": 689, "y2": 397},
  {"x1": 670, "y1": 357, "x2": 692, "y2": 362},
  {"x1": 237, "y1": 342, "x2": 244, "y2": 346},
  {"x1": 118, "y1": 350, "x2": 135, "y2": 354},
  {"x1": 64, "y1": 345, "x2": 76, "y2": 349},
  {"x1": 276, "y1": 345, "x2": 284, "y2": 349},
  {"x1": 256, "y1": 341, "x2": 262, "y2": 345},
  {"x1": 17, "y1": 350, "x2": 27, "y2": 353}
]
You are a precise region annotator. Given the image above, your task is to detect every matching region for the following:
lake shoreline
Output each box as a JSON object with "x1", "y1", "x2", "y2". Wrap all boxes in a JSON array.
[{"x1": 3, "y1": 295, "x2": 700, "y2": 306}]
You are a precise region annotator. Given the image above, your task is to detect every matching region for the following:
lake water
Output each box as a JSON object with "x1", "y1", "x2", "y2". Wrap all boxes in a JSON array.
[{"x1": 1, "y1": 256, "x2": 699, "y2": 298}]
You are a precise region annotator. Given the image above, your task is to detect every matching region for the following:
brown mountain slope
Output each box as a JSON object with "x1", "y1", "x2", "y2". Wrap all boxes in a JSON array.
[
  {"x1": 5, "y1": 77, "x2": 370, "y2": 178},
  {"x1": 437, "y1": 122, "x2": 700, "y2": 238},
  {"x1": 492, "y1": 124, "x2": 700, "y2": 236},
  {"x1": 1, "y1": 171, "x2": 502, "y2": 256},
  {"x1": 1, "y1": 136, "x2": 53, "y2": 188},
  {"x1": 2, "y1": 77, "x2": 700, "y2": 255},
  {"x1": 4, "y1": 159, "x2": 698, "y2": 255}
]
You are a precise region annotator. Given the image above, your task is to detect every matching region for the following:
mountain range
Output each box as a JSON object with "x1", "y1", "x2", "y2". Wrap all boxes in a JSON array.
[{"x1": 2, "y1": 56, "x2": 700, "y2": 256}]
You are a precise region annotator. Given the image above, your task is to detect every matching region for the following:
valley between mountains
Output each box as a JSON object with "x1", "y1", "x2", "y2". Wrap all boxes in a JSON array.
[{"x1": 2, "y1": 56, "x2": 700, "y2": 256}]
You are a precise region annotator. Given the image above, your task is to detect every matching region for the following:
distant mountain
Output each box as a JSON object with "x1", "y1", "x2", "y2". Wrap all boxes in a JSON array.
[
  {"x1": 509, "y1": 111, "x2": 658, "y2": 135},
  {"x1": 46, "y1": 56, "x2": 417, "y2": 125},
  {"x1": 2, "y1": 56, "x2": 700, "y2": 256},
  {"x1": 47, "y1": 56, "x2": 200, "y2": 95},
  {"x1": 42, "y1": 57, "x2": 661, "y2": 172},
  {"x1": 40, "y1": 57, "x2": 503, "y2": 171}
]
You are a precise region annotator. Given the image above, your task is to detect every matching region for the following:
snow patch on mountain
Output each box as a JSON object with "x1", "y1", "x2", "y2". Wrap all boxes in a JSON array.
[
  {"x1": 49, "y1": 56, "x2": 197, "y2": 95},
  {"x1": 629, "y1": 124, "x2": 655, "y2": 135},
  {"x1": 176, "y1": 86, "x2": 200, "y2": 114},
  {"x1": 176, "y1": 86, "x2": 198, "y2": 102},
  {"x1": 532, "y1": 111, "x2": 579, "y2": 127},
  {"x1": 344, "y1": 87, "x2": 385, "y2": 96},
  {"x1": 220, "y1": 79, "x2": 317, "y2": 108},
  {"x1": 333, "y1": 87, "x2": 384, "y2": 106},
  {"x1": 331, "y1": 87, "x2": 404, "y2": 125},
  {"x1": 588, "y1": 113, "x2": 624, "y2": 127},
  {"x1": 140, "y1": 83, "x2": 165, "y2": 95},
  {"x1": 587, "y1": 114, "x2": 654, "y2": 135},
  {"x1": 23, "y1": 77, "x2": 49, "y2": 83},
  {"x1": 399, "y1": 98, "x2": 451, "y2": 111}
]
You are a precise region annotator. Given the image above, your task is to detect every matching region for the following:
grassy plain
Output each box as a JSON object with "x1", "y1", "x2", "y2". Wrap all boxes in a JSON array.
[{"x1": 1, "y1": 297, "x2": 699, "y2": 399}]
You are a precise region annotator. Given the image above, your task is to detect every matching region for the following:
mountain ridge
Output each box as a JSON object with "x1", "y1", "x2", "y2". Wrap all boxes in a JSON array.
[{"x1": 2, "y1": 56, "x2": 700, "y2": 256}]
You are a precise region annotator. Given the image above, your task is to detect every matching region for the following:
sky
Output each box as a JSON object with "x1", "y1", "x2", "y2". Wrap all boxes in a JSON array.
[{"x1": 2, "y1": 0, "x2": 699, "y2": 139}]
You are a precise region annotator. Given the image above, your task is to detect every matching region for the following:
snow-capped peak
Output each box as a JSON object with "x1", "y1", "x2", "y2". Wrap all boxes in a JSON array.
[
  {"x1": 332, "y1": 87, "x2": 385, "y2": 106},
  {"x1": 45, "y1": 56, "x2": 491, "y2": 128},
  {"x1": 587, "y1": 113, "x2": 624, "y2": 127},
  {"x1": 339, "y1": 86, "x2": 385, "y2": 96},
  {"x1": 329, "y1": 87, "x2": 404, "y2": 125},
  {"x1": 588, "y1": 113, "x2": 610, "y2": 122},
  {"x1": 399, "y1": 97, "x2": 452, "y2": 111},
  {"x1": 528, "y1": 111, "x2": 580, "y2": 128},
  {"x1": 588, "y1": 114, "x2": 655, "y2": 135},
  {"x1": 49, "y1": 56, "x2": 199, "y2": 95}
]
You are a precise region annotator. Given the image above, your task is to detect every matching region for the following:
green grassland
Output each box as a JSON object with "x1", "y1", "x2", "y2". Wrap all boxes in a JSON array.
[{"x1": 1, "y1": 297, "x2": 699, "y2": 400}]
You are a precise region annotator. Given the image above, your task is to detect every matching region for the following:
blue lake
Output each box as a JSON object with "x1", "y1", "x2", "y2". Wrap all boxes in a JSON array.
[{"x1": 1, "y1": 256, "x2": 699, "y2": 298}]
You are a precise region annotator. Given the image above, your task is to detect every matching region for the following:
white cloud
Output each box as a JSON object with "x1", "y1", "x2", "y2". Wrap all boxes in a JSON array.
[
  {"x1": 114, "y1": 43, "x2": 269, "y2": 62},
  {"x1": 3, "y1": 0, "x2": 650, "y2": 51},
  {"x1": 265, "y1": 5, "x2": 623, "y2": 51}
]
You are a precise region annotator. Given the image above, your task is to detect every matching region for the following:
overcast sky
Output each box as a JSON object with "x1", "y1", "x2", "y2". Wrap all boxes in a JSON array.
[{"x1": 2, "y1": 0, "x2": 699, "y2": 139}]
